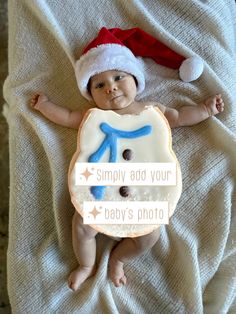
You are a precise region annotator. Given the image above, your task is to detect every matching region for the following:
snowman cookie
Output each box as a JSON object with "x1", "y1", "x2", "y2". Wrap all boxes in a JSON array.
[{"x1": 68, "y1": 106, "x2": 182, "y2": 237}]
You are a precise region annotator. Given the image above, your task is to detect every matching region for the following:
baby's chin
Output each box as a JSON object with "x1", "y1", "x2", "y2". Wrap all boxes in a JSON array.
[{"x1": 96, "y1": 102, "x2": 130, "y2": 111}]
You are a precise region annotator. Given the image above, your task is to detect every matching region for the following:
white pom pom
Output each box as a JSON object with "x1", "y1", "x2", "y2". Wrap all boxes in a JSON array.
[{"x1": 179, "y1": 56, "x2": 204, "y2": 82}]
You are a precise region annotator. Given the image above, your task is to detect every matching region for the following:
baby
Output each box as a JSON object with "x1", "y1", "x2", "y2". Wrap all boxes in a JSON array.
[
  {"x1": 30, "y1": 27, "x2": 224, "y2": 290},
  {"x1": 31, "y1": 69, "x2": 224, "y2": 290}
]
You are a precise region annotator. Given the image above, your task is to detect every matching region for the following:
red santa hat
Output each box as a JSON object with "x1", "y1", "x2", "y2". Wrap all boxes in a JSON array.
[{"x1": 75, "y1": 27, "x2": 204, "y2": 101}]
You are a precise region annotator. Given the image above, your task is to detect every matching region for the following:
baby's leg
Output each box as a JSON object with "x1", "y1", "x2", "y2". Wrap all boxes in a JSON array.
[
  {"x1": 108, "y1": 228, "x2": 161, "y2": 287},
  {"x1": 68, "y1": 212, "x2": 98, "y2": 291}
]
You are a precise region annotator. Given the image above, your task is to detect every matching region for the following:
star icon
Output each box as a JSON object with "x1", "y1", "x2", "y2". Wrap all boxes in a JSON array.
[
  {"x1": 80, "y1": 167, "x2": 93, "y2": 181},
  {"x1": 89, "y1": 206, "x2": 101, "y2": 220}
]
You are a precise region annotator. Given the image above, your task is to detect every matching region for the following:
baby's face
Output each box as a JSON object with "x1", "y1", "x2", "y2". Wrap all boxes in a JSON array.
[{"x1": 89, "y1": 70, "x2": 137, "y2": 111}]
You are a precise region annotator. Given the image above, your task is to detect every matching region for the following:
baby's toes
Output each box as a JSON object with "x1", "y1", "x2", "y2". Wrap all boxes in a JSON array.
[
  {"x1": 114, "y1": 277, "x2": 124, "y2": 287},
  {"x1": 120, "y1": 275, "x2": 127, "y2": 286},
  {"x1": 68, "y1": 278, "x2": 76, "y2": 291},
  {"x1": 114, "y1": 275, "x2": 127, "y2": 287}
]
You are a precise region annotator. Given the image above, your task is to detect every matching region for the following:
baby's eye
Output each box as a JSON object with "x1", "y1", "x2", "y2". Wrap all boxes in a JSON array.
[
  {"x1": 95, "y1": 82, "x2": 104, "y2": 89},
  {"x1": 114, "y1": 75, "x2": 123, "y2": 81}
]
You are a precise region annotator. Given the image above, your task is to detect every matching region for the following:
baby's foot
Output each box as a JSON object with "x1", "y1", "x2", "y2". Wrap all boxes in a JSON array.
[
  {"x1": 108, "y1": 257, "x2": 127, "y2": 287},
  {"x1": 204, "y1": 94, "x2": 224, "y2": 116},
  {"x1": 30, "y1": 93, "x2": 49, "y2": 110},
  {"x1": 68, "y1": 265, "x2": 97, "y2": 291}
]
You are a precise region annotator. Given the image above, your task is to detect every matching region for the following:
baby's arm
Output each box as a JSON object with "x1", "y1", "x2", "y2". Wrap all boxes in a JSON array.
[
  {"x1": 158, "y1": 94, "x2": 224, "y2": 128},
  {"x1": 30, "y1": 94, "x2": 84, "y2": 129}
]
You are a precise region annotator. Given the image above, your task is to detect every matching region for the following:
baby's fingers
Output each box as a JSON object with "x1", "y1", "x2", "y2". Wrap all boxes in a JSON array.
[
  {"x1": 216, "y1": 101, "x2": 224, "y2": 112},
  {"x1": 30, "y1": 94, "x2": 39, "y2": 107}
]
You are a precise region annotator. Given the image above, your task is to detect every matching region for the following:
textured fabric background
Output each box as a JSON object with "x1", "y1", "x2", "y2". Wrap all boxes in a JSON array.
[{"x1": 3, "y1": 0, "x2": 236, "y2": 313}]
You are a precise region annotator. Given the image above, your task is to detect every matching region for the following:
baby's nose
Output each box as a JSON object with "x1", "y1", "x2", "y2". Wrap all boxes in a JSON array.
[{"x1": 106, "y1": 85, "x2": 118, "y2": 94}]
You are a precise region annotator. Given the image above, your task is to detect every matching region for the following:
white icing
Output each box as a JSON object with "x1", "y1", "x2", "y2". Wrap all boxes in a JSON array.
[{"x1": 68, "y1": 106, "x2": 182, "y2": 237}]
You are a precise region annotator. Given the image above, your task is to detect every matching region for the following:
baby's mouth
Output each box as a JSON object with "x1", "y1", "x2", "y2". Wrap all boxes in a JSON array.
[{"x1": 110, "y1": 95, "x2": 123, "y2": 101}]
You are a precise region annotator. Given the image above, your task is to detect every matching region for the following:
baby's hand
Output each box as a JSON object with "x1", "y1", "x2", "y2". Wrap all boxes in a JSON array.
[
  {"x1": 204, "y1": 94, "x2": 224, "y2": 117},
  {"x1": 30, "y1": 93, "x2": 49, "y2": 111}
]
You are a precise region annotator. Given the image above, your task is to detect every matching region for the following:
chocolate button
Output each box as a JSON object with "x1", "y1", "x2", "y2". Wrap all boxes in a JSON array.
[
  {"x1": 122, "y1": 149, "x2": 133, "y2": 161},
  {"x1": 119, "y1": 186, "x2": 130, "y2": 197}
]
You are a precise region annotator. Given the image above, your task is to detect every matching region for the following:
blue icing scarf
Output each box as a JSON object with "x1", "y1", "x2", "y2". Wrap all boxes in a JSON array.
[{"x1": 88, "y1": 122, "x2": 152, "y2": 200}]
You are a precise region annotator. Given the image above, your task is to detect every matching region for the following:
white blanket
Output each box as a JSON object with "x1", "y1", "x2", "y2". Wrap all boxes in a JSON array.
[{"x1": 3, "y1": 0, "x2": 236, "y2": 313}]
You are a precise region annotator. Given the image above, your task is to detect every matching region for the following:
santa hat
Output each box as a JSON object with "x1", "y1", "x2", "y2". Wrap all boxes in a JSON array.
[{"x1": 75, "y1": 27, "x2": 204, "y2": 101}]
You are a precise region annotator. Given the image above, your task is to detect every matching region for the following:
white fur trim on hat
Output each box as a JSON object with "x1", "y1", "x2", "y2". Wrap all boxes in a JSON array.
[
  {"x1": 75, "y1": 44, "x2": 145, "y2": 101},
  {"x1": 179, "y1": 56, "x2": 204, "y2": 83}
]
